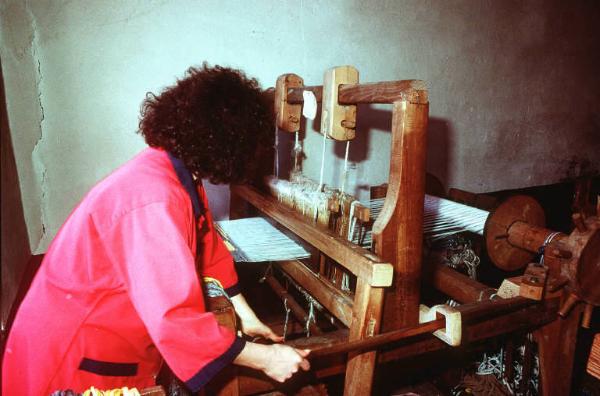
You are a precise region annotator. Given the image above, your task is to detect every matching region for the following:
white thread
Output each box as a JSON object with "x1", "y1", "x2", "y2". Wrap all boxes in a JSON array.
[
  {"x1": 543, "y1": 231, "x2": 561, "y2": 247},
  {"x1": 340, "y1": 141, "x2": 350, "y2": 195},
  {"x1": 215, "y1": 218, "x2": 310, "y2": 262},
  {"x1": 283, "y1": 298, "x2": 291, "y2": 341},
  {"x1": 305, "y1": 301, "x2": 315, "y2": 337},
  {"x1": 318, "y1": 132, "x2": 327, "y2": 191},
  {"x1": 341, "y1": 272, "x2": 350, "y2": 292},
  {"x1": 347, "y1": 200, "x2": 360, "y2": 241},
  {"x1": 540, "y1": 231, "x2": 561, "y2": 265},
  {"x1": 293, "y1": 131, "x2": 302, "y2": 172},
  {"x1": 360, "y1": 195, "x2": 491, "y2": 248}
]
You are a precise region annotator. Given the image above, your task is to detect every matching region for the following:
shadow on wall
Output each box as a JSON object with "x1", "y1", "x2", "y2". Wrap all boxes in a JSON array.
[
  {"x1": 273, "y1": 102, "x2": 453, "y2": 198},
  {"x1": 1, "y1": 59, "x2": 32, "y2": 339},
  {"x1": 427, "y1": 117, "x2": 453, "y2": 195}
]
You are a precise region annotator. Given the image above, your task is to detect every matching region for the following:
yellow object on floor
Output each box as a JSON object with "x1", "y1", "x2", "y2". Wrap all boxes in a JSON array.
[{"x1": 82, "y1": 386, "x2": 140, "y2": 396}]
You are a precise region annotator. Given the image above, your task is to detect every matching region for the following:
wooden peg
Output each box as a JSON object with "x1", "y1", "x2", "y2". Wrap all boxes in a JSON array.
[
  {"x1": 552, "y1": 248, "x2": 572, "y2": 259},
  {"x1": 559, "y1": 292, "x2": 580, "y2": 317},
  {"x1": 572, "y1": 212, "x2": 588, "y2": 233},
  {"x1": 582, "y1": 303, "x2": 594, "y2": 329},
  {"x1": 328, "y1": 197, "x2": 340, "y2": 213},
  {"x1": 321, "y1": 66, "x2": 359, "y2": 141},
  {"x1": 355, "y1": 205, "x2": 371, "y2": 223},
  {"x1": 547, "y1": 275, "x2": 569, "y2": 292},
  {"x1": 275, "y1": 73, "x2": 304, "y2": 132}
]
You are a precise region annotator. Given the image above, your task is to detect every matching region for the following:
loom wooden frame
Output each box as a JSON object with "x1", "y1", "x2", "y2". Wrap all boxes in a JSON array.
[
  {"x1": 227, "y1": 75, "x2": 428, "y2": 395},
  {"x1": 221, "y1": 72, "x2": 576, "y2": 396}
]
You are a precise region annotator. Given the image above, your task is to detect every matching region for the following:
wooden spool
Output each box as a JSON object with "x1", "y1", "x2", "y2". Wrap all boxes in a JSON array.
[{"x1": 484, "y1": 195, "x2": 546, "y2": 271}]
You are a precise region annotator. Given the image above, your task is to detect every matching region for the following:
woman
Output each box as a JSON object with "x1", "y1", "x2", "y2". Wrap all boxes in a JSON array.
[{"x1": 3, "y1": 64, "x2": 309, "y2": 395}]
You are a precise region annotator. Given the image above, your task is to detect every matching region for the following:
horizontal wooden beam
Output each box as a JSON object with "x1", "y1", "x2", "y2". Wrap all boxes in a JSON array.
[
  {"x1": 235, "y1": 298, "x2": 558, "y2": 394},
  {"x1": 278, "y1": 260, "x2": 354, "y2": 327},
  {"x1": 311, "y1": 318, "x2": 445, "y2": 358},
  {"x1": 429, "y1": 262, "x2": 497, "y2": 303},
  {"x1": 286, "y1": 80, "x2": 428, "y2": 105},
  {"x1": 378, "y1": 297, "x2": 557, "y2": 363},
  {"x1": 231, "y1": 185, "x2": 393, "y2": 287},
  {"x1": 302, "y1": 297, "x2": 533, "y2": 358}
]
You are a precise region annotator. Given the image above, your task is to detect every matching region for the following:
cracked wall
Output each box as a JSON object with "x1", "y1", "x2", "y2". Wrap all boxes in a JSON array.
[
  {"x1": 1, "y1": 0, "x2": 46, "y2": 253},
  {"x1": 1, "y1": 0, "x2": 599, "y2": 255}
]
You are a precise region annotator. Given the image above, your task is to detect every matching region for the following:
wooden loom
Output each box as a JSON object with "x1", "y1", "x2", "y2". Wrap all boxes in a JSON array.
[{"x1": 209, "y1": 66, "x2": 600, "y2": 396}]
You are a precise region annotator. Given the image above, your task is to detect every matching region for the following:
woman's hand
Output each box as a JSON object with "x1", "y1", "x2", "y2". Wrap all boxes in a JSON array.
[
  {"x1": 234, "y1": 342, "x2": 310, "y2": 383},
  {"x1": 240, "y1": 316, "x2": 284, "y2": 342},
  {"x1": 262, "y1": 344, "x2": 310, "y2": 382},
  {"x1": 230, "y1": 293, "x2": 284, "y2": 342}
]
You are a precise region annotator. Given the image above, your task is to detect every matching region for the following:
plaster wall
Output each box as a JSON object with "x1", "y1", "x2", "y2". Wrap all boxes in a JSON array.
[{"x1": 1, "y1": 0, "x2": 599, "y2": 254}]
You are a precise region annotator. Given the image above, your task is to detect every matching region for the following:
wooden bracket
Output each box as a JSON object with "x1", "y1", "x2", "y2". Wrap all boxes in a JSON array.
[
  {"x1": 520, "y1": 263, "x2": 548, "y2": 301},
  {"x1": 369, "y1": 262, "x2": 394, "y2": 287},
  {"x1": 320, "y1": 66, "x2": 359, "y2": 141},
  {"x1": 275, "y1": 73, "x2": 304, "y2": 132},
  {"x1": 419, "y1": 304, "x2": 462, "y2": 346}
]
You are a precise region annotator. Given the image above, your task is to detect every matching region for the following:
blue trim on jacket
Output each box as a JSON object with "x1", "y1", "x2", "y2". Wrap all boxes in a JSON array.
[
  {"x1": 184, "y1": 337, "x2": 246, "y2": 392},
  {"x1": 167, "y1": 152, "x2": 205, "y2": 219}
]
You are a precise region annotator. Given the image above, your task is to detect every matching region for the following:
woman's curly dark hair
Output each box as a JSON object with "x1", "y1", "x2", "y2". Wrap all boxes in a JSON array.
[{"x1": 139, "y1": 63, "x2": 273, "y2": 184}]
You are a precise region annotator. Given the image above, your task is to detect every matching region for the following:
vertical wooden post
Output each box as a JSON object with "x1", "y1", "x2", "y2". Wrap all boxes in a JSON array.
[
  {"x1": 343, "y1": 278, "x2": 384, "y2": 395},
  {"x1": 535, "y1": 301, "x2": 583, "y2": 396},
  {"x1": 372, "y1": 100, "x2": 429, "y2": 330},
  {"x1": 533, "y1": 304, "x2": 582, "y2": 396}
]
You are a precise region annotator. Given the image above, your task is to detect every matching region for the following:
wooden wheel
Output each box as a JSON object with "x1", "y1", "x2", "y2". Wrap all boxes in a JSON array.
[{"x1": 484, "y1": 195, "x2": 545, "y2": 271}]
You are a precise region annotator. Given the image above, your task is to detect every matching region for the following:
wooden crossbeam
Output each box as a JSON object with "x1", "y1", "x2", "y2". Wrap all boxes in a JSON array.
[
  {"x1": 231, "y1": 185, "x2": 393, "y2": 287},
  {"x1": 285, "y1": 80, "x2": 428, "y2": 105},
  {"x1": 278, "y1": 260, "x2": 354, "y2": 327},
  {"x1": 232, "y1": 298, "x2": 555, "y2": 395}
]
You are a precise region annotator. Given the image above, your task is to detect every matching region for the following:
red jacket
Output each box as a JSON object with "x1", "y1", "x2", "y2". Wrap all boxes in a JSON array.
[{"x1": 2, "y1": 148, "x2": 244, "y2": 395}]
